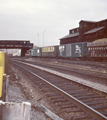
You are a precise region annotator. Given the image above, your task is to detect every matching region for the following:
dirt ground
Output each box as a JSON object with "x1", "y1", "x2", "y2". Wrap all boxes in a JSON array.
[{"x1": 7, "y1": 65, "x2": 61, "y2": 120}]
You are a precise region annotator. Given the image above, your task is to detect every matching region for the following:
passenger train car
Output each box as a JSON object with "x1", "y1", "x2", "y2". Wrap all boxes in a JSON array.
[{"x1": 26, "y1": 38, "x2": 107, "y2": 61}]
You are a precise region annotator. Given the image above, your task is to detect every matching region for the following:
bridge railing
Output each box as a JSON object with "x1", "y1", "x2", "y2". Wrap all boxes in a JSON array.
[{"x1": 0, "y1": 41, "x2": 33, "y2": 48}]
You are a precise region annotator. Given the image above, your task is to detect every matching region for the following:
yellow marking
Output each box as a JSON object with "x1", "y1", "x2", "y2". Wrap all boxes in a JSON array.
[
  {"x1": 42, "y1": 47, "x2": 55, "y2": 52},
  {"x1": 0, "y1": 52, "x2": 5, "y2": 74}
]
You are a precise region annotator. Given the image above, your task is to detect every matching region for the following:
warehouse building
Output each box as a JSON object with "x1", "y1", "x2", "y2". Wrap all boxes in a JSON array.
[{"x1": 60, "y1": 19, "x2": 107, "y2": 45}]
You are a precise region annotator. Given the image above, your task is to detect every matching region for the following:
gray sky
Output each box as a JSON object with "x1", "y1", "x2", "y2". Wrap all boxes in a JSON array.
[{"x1": 0, "y1": 0, "x2": 107, "y2": 47}]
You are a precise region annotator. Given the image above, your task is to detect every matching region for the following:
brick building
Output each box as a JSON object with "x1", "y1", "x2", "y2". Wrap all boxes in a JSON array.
[{"x1": 60, "y1": 19, "x2": 107, "y2": 45}]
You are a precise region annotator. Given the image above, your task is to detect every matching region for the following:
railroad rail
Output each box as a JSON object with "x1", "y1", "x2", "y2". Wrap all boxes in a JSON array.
[
  {"x1": 13, "y1": 57, "x2": 107, "y2": 81},
  {"x1": 24, "y1": 57, "x2": 107, "y2": 69},
  {"x1": 12, "y1": 59, "x2": 107, "y2": 120}
]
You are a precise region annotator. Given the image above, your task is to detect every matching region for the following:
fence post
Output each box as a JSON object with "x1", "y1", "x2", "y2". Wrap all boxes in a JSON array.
[
  {"x1": 0, "y1": 67, "x2": 3, "y2": 98},
  {"x1": 5, "y1": 75, "x2": 9, "y2": 102}
]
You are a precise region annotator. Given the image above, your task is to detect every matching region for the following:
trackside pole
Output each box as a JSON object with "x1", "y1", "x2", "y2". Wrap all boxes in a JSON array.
[
  {"x1": 0, "y1": 101, "x2": 31, "y2": 120},
  {"x1": 0, "y1": 67, "x2": 3, "y2": 98}
]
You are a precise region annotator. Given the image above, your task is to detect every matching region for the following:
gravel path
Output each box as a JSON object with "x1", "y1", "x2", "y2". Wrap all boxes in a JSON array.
[{"x1": 7, "y1": 66, "x2": 49, "y2": 120}]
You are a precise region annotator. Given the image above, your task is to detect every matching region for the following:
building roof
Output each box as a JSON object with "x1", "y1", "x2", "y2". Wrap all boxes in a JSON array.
[
  {"x1": 79, "y1": 19, "x2": 107, "y2": 24},
  {"x1": 60, "y1": 26, "x2": 104, "y2": 40},
  {"x1": 60, "y1": 32, "x2": 79, "y2": 40},
  {"x1": 69, "y1": 27, "x2": 79, "y2": 31},
  {"x1": 84, "y1": 26, "x2": 105, "y2": 35},
  {"x1": 79, "y1": 20, "x2": 97, "y2": 23}
]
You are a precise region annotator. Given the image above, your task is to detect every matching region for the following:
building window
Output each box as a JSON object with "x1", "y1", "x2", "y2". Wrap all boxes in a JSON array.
[{"x1": 72, "y1": 30, "x2": 74, "y2": 33}]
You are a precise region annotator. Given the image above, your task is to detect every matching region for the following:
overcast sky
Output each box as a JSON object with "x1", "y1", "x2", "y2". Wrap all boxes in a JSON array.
[{"x1": 0, "y1": 0, "x2": 107, "y2": 47}]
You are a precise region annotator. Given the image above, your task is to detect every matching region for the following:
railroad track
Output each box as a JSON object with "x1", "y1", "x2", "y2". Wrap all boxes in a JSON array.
[
  {"x1": 14, "y1": 58, "x2": 107, "y2": 80},
  {"x1": 12, "y1": 59, "x2": 107, "y2": 120},
  {"x1": 23, "y1": 57, "x2": 107, "y2": 69}
]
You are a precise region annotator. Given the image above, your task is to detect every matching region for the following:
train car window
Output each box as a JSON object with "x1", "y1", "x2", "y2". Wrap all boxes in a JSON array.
[{"x1": 72, "y1": 30, "x2": 74, "y2": 33}]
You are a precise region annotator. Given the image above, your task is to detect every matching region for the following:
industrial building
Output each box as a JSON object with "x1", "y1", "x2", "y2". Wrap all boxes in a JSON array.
[{"x1": 60, "y1": 19, "x2": 107, "y2": 45}]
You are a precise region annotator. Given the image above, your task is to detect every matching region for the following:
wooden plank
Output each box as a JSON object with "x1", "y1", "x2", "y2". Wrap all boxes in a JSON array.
[
  {"x1": 33, "y1": 104, "x2": 63, "y2": 120},
  {"x1": 0, "y1": 101, "x2": 31, "y2": 120}
]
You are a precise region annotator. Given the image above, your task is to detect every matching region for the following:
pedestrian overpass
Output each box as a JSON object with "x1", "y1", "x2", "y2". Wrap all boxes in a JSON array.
[{"x1": 0, "y1": 40, "x2": 33, "y2": 56}]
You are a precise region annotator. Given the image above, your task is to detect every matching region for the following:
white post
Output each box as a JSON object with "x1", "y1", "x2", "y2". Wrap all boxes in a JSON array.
[{"x1": 5, "y1": 75, "x2": 9, "y2": 102}]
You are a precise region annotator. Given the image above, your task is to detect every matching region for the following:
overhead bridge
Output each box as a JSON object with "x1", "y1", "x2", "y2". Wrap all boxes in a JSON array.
[{"x1": 0, "y1": 40, "x2": 33, "y2": 56}]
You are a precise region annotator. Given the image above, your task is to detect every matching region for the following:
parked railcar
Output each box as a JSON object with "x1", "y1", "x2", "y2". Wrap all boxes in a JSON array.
[
  {"x1": 72, "y1": 42, "x2": 90, "y2": 59},
  {"x1": 59, "y1": 42, "x2": 89, "y2": 59},
  {"x1": 25, "y1": 49, "x2": 31, "y2": 57},
  {"x1": 87, "y1": 38, "x2": 107, "y2": 61},
  {"x1": 30, "y1": 48, "x2": 41, "y2": 57},
  {"x1": 58, "y1": 44, "x2": 66, "y2": 58},
  {"x1": 41, "y1": 46, "x2": 59, "y2": 57}
]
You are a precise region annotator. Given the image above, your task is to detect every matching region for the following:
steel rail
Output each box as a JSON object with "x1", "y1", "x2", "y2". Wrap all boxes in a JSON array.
[
  {"x1": 12, "y1": 60, "x2": 107, "y2": 120},
  {"x1": 12, "y1": 59, "x2": 107, "y2": 95},
  {"x1": 14, "y1": 58, "x2": 107, "y2": 80},
  {"x1": 35, "y1": 62, "x2": 107, "y2": 79}
]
